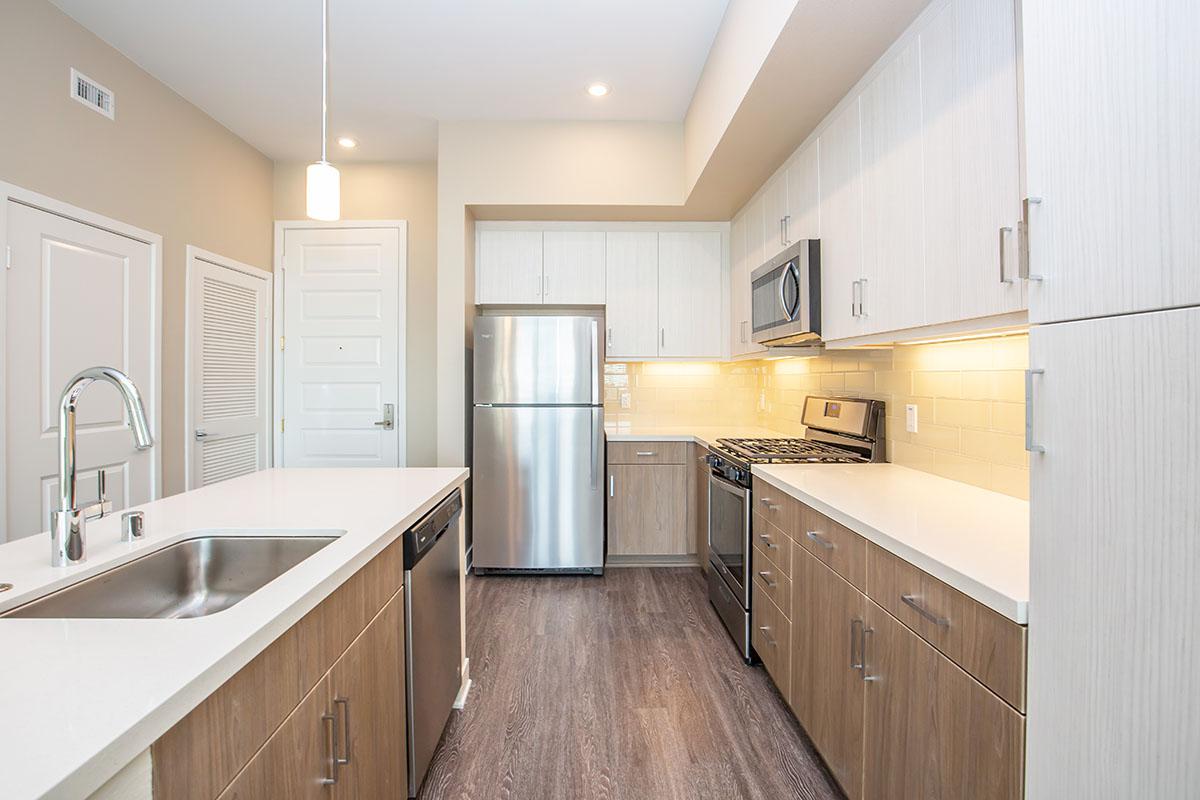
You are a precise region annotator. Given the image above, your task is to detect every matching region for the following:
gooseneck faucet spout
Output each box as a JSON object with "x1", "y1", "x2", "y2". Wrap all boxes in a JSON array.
[{"x1": 52, "y1": 366, "x2": 154, "y2": 567}]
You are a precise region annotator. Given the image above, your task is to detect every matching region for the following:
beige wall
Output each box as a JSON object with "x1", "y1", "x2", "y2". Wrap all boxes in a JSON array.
[
  {"x1": 436, "y1": 120, "x2": 689, "y2": 466},
  {"x1": 0, "y1": 0, "x2": 274, "y2": 497},
  {"x1": 273, "y1": 161, "x2": 439, "y2": 466},
  {"x1": 605, "y1": 334, "x2": 1031, "y2": 500}
]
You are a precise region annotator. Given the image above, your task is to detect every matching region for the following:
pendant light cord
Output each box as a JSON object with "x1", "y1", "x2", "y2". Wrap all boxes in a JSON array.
[{"x1": 321, "y1": 0, "x2": 328, "y2": 163}]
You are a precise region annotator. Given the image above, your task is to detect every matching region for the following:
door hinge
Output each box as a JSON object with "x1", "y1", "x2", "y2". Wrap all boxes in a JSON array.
[
  {"x1": 279, "y1": 336, "x2": 285, "y2": 351},
  {"x1": 5, "y1": 245, "x2": 11, "y2": 270},
  {"x1": 280, "y1": 418, "x2": 285, "y2": 432}
]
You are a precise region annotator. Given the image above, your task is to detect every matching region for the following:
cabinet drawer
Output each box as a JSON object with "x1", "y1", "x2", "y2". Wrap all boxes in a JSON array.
[
  {"x1": 752, "y1": 540, "x2": 792, "y2": 620},
  {"x1": 867, "y1": 543, "x2": 1027, "y2": 712},
  {"x1": 798, "y1": 504, "x2": 867, "y2": 592},
  {"x1": 752, "y1": 476, "x2": 801, "y2": 533},
  {"x1": 751, "y1": 515, "x2": 792, "y2": 579},
  {"x1": 752, "y1": 578, "x2": 792, "y2": 701},
  {"x1": 608, "y1": 441, "x2": 688, "y2": 464}
]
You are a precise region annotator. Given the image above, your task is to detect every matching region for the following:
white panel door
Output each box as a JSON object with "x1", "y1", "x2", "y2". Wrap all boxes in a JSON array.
[
  {"x1": 819, "y1": 100, "x2": 868, "y2": 341},
  {"x1": 475, "y1": 230, "x2": 543, "y2": 304},
  {"x1": 860, "y1": 36, "x2": 924, "y2": 334},
  {"x1": 657, "y1": 231, "x2": 722, "y2": 358},
  {"x1": 1027, "y1": 307, "x2": 1200, "y2": 799},
  {"x1": 187, "y1": 251, "x2": 271, "y2": 488},
  {"x1": 1023, "y1": 0, "x2": 1200, "y2": 323},
  {"x1": 604, "y1": 232, "x2": 658, "y2": 359},
  {"x1": 4, "y1": 201, "x2": 156, "y2": 540},
  {"x1": 541, "y1": 231, "x2": 605, "y2": 304},
  {"x1": 281, "y1": 226, "x2": 403, "y2": 467},
  {"x1": 786, "y1": 139, "x2": 820, "y2": 241},
  {"x1": 762, "y1": 172, "x2": 789, "y2": 260}
]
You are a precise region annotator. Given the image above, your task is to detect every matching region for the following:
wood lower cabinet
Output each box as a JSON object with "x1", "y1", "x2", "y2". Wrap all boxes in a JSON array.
[
  {"x1": 691, "y1": 443, "x2": 711, "y2": 568},
  {"x1": 607, "y1": 462, "x2": 688, "y2": 557},
  {"x1": 863, "y1": 601, "x2": 1024, "y2": 800},
  {"x1": 791, "y1": 545, "x2": 867, "y2": 800}
]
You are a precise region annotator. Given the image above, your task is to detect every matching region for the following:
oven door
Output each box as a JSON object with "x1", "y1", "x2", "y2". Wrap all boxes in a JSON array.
[{"x1": 707, "y1": 469, "x2": 751, "y2": 606}]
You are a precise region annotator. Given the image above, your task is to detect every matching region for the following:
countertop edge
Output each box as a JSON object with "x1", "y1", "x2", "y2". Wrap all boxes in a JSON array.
[
  {"x1": 752, "y1": 467, "x2": 1028, "y2": 624},
  {"x1": 40, "y1": 469, "x2": 469, "y2": 800}
]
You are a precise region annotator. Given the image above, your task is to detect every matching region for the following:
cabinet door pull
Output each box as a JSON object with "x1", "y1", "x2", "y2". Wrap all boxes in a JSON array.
[
  {"x1": 757, "y1": 532, "x2": 779, "y2": 550},
  {"x1": 660, "y1": 328, "x2": 665, "y2": 349},
  {"x1": 635, "y1": 451, "x2": 657, "y2": 457},
  {"x1": 758, "y1": 624, "x2": 777, "y2": 648},
  {"x1": 999, "y1": 226, "x2": 1013, "y2": 284},
  {"x1": 1019, "y1": 196, "x2": 1044, "y2": 281},
  {"x1": 757, "y1": 570, "x2": 777, "y2": 588},
  {"x1": 1025, "y1": 368, "x2": 1046, "y2": 453},
  {"x1": 862, "y1": 626, "x2": 878, "y2": 681},
  {"x1": 851, "y1": 280, "x2": 860, "y2": 317},
  {"x1": 901, "y1": 594, "x2": 950, "y2": 627},
  {"x1": 850, "y1": 618, "x2": 864, "y2": 670},
  {"x1": 334, "y1": 696, "x2": 352, "y2": 765},
  {"x1": 859, "y1": 278, "x2": 869, "y2": 317},
  {"x1": 321, "y1": 710, "x2": 339, "y2": 785},
  {"x1": 783, "y1": 214, "x2": 792, "y2": 245},
  {"x1": 606, "y1": 326, "x2": 613, "y2": 348},
  {"x1": 806, "y1": 530, "x2": 834, "y2": 551},
  {"x1": 609, "y1": 474, "x2": 615, "y2": 498}
]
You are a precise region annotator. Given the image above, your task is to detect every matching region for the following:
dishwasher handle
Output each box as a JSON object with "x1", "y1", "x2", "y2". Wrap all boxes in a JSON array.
[{"x1": 404, "y1": 489, "x2": 463, "y2": 569}]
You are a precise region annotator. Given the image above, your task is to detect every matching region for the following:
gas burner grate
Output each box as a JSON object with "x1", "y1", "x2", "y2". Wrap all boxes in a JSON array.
[{"x1": 715, "y1": 437, "x2": 865, "y2": 464}]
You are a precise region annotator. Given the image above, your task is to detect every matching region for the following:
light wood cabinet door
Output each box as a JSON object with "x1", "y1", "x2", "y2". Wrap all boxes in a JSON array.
[
  {"x1": 216, "y1": 676, "x2": 333, "y2": 800},
  {"x1": 608, "y1": 464, "x2": 687, "y2": 556},
  {"x1": 476, "y1": 230, "x2": 543, "y2": 304},
  {"x1": 542, "y1": 231, "x2": 605, "y2": 304},
  {"x1": 791, "y1": 545, "x2": 867, "y2": 800},
  {"x1": 863, "y1": 602, "x2": 1024, "y2": 800},
  {"x1": 1027, "y1": 308, "x2": 1200, "y2": 798},
  {"x1": 786, "y1": 140, "x2": 820, "y2": 241},
  {"x1": 1023, "y1": 0, "x2": 1200, "y2": 323},
  {"x1": 818, "y1": 101, "x2": 867, "y2": 342},
  {"x1": 657, "y1": 231, "x2": 723, "y2": 358},
  {"x1": 329, "y1": 589, "x2": 407, "y2": 800},
  {"x1": 604, "y1": 232, "x2": 658, "y2": 358}
]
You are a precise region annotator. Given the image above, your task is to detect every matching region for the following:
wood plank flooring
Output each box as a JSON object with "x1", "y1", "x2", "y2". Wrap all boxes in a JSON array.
[{"x1": 419, "y1": 567, "x2": 843, "y2": 800}]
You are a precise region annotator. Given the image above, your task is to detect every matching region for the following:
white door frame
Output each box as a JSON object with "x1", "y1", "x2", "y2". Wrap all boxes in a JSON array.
[
  {"x1": 272, "y1": 219, "x2": 408, "y2": 467},
  {"x1": 183, "y1": 245, "x2": 273, "y2": 489},
  {"x1": 0, "y1": 181, "x2": 163, "y2": 541}
]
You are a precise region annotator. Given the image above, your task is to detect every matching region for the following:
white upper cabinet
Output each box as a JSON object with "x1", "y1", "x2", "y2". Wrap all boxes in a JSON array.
[
  {"x1": 730, "y1": 214, "x2": 766, "y2": 359},
  {"x1": 786, "y1": 140, "x2": 820, "y2": 241},
  {"x1": 860, "y1": 35, "x2": 925, "y2": 335},
  {"x1": 818, "y1": 99, "x2": 867, "y2": 342},
  {"x1": 658, "y1": 232, "x2": 724, "y2": 358},
  {"x1": 476, "y1": 230, "x2": 543, "y2": 304},
  {"x1": 762, "y1": 171, "x2": 789, "y2": 262},
  {"x1": 604, "y1": 232, "x2": 659, "y2": 359},
  {"x1": 1022, "y1": 0, "x2": 1200, "y2": 323},
  {"x1": 744, "y1": 194, "x2": 766, "y2": 274},
  {"x1": 542, "y1": 231, "x2": 606, "y2": 304}
]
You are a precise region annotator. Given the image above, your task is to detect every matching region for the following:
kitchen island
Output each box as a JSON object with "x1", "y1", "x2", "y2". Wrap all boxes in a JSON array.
[{"x1": 0, "y1": 467, "x2": 468, "y2": 800}]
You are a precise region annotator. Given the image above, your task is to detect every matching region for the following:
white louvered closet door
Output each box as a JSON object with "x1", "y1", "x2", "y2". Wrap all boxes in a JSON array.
[{"x1": 187, "y1": 251, "x2": 272, "y2": 488}]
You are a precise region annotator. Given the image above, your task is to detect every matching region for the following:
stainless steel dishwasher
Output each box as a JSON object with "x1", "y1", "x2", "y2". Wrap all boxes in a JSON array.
[{"x1": 404, "y1": 488, "x2": 463, "y2": 798}]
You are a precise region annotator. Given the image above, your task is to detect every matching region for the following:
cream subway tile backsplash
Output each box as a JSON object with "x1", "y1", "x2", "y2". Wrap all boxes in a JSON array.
[{"x1": 605, "y1": 332, "x2": 1030, "y2": 500}]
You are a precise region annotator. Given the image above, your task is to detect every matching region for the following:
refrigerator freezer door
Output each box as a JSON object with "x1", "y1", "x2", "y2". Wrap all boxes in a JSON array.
[
  {"x1": 472, "y1": 405, "x2": 604, "y2": 570},
  {"x1": 474, "y1": 316, "x2": 601, "y2": 405}
]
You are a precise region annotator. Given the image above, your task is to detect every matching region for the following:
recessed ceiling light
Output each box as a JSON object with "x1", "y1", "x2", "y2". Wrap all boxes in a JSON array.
[
  {"x1": 587, "y1": 82, "x2": 611, "y2": 97},
  {"x1": 337, "y1": 136, "x2": 357, "y2": 149}
]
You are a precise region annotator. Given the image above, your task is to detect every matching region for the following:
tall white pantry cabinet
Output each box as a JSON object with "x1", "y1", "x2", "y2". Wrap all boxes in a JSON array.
[{"x1": 1023, "y1": 1, "x2": 1200, "y2": 798}]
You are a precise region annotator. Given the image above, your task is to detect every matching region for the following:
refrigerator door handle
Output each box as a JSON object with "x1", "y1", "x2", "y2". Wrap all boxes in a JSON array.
[
  {"x1": 590, "y1": 409, "x2": 599, "y2": 488},
  {"x1": 591, "y1": 320, "x2": 601, "y2": 403}
]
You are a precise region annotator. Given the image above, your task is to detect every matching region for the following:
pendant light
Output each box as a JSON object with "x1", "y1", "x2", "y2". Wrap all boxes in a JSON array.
[{"x1": 306, "y1": 0, "x2": 340, "y2": 221}]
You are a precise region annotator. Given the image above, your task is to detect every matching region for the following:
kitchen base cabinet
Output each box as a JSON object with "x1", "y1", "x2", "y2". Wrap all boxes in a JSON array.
[
  {"x1": 607, "y1": 463, "x2": 688, "y2": 556},
  {"x1": 690, "y1": 443, "x2": 711, "y2": 568},
  {"x1": 791, "y1": 545, "x2": 867, "y2": 800},
  {"x1": 863, "y1": 602, "x2": 1023, "y2": 800}
]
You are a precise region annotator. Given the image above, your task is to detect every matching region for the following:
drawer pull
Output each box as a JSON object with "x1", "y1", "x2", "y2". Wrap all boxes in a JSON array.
[
  {"x1": 759, "y1": 497, "x2": 780, "y2": 511},
  {"x1": 850, "y1": 618, "x2": 864, "y2": 670},
  {"x1": 901, "y1": 594, "x2": 950, "y2": 627},
  {"x1": 757, "y1": 533, "x2": 779, "y2": 550},
  {"x1": 635, "y1": 451, "x2": 657, "y2": 457},
  {"x1": 806, "y1": 530, "x2": 834, "y2": 550},
  {"x1": 758, "y1": 625, "x2": 777, "y2": 648},
  {"x1": 757, "y1": 570, "x2": 777, "y2": 588}
]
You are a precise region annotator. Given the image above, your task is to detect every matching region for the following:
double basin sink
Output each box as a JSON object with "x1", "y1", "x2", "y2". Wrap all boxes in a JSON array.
[{"x1": 4, "y1": 534, "x2": 338, "y2": 620}]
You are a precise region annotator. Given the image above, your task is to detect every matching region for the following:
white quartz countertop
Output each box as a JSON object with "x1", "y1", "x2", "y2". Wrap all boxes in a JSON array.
[
  {"x1": 0, "y1": 467, "x2": 468, "y2": 800},
  {"x1": 605, "y1": 425, "x2": 790, "y2": 449},
  {"x1": 753, "y1": 463, "x2": 1029, "y2": 623}
]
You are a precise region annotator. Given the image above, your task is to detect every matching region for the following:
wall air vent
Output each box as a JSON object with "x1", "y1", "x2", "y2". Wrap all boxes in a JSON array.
[{"x1": 70, "y1": 68, "x2": 115, "y2": 119}]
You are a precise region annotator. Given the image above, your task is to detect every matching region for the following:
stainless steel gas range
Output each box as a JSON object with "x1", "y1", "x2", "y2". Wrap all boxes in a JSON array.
[{"x1": 705, "y1": 396, "x2": 885, "y2": 661}]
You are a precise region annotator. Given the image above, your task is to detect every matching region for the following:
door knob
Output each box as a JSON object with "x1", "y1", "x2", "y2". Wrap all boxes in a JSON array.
[
  {"x1": 374, "y1": 403, "x2": 395, "y2": 431},
  {"x1": 194, "y1": 429, "x2": 208, "y2": 439}
]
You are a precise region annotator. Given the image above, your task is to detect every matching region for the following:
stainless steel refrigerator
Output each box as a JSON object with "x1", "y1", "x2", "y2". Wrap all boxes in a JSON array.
[{"x1": 471, "y1": 315, "x2": 605, "y2": 574}]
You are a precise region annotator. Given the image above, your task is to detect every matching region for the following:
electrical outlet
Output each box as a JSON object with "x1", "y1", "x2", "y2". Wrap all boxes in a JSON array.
[
  {"x1": 620, "y1": 391, "x2": 632, "y2": 409},
  {"x1": 905, "y1": 404, "x2": 919, "y2": 433}
]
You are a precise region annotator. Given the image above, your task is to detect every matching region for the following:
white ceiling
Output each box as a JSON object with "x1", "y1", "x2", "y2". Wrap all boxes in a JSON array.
[{"x1": 51, "y1": 0, "x2": 730, "y2": 162}]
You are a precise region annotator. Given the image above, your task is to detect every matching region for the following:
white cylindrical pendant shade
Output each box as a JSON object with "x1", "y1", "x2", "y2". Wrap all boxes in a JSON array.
[{"x1": 306, "y1": 160, "x2": 341, "y2": 221}]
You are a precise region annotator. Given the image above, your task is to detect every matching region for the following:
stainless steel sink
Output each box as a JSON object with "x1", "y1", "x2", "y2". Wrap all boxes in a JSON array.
[{"x1": 4, "y1": 535, "x2": 338, "y2": 619}]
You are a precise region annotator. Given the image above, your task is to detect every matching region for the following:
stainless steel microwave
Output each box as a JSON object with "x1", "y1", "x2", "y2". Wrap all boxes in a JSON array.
[{"x1": 751, "y1": 239, "x2": 821, "y2": 346}]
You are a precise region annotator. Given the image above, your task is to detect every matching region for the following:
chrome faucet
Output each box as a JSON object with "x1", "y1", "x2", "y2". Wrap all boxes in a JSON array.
[{"x1": 51, "y1": 367, "x2": 154, "y2": 567}]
